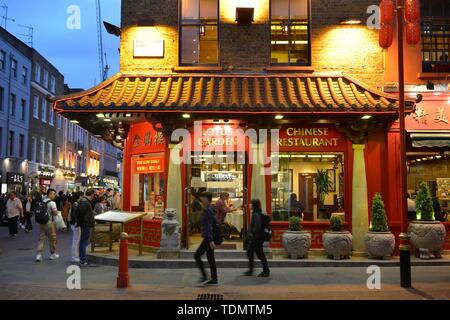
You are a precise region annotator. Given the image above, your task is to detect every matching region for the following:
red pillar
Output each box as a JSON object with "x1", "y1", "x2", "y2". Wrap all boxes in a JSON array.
[{"x1": 122, "y1": 132, "x2": 132, "y2": 211}]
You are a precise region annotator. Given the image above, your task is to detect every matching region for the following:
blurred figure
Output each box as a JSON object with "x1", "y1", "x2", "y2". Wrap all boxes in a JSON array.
[
  {"x1": 287, "y1": 193, "x2": 304, "y2": 218},
  {"x1": 62, "y1": 195, "x2": 72, "y2": 232},
  {"x1": 24, "y1": 195, "x2": 33, "y2": 233},
  {"x1": 6, "y1": 192, "x2": 23, "y2": 239},
  {"x1": 215, "y1": 192, "x2": 237, "y2": 224},
  {"x1": 69, "y1": 192, "x2": 81, "y2": 263},
  {"x1": 94, "y1": 196, "x2": 108, "y2": 215},
  {"x1": 105, "y1": 188, "x2": 114, "y2": 210},
  {"x1": 407, "y1": 193, "x2": 416, "y2": 221}
]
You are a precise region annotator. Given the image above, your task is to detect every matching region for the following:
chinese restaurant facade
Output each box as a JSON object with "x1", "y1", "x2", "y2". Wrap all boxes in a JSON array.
[{"x1": 53, "y1": 0, "x2": 450, "y2": 253}]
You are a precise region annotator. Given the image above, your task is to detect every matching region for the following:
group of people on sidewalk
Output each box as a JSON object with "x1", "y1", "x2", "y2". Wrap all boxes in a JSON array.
[{"x1": 194, "y1": 191, "x2": 271, "y2": 286}]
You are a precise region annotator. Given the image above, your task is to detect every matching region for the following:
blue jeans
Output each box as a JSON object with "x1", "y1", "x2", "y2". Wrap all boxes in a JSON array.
[{"x1": 79, "y1": 226, "x2": 91, "y2": 264}]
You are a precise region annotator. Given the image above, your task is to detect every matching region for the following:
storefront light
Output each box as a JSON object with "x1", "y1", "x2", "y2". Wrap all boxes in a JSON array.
[
  {"x1": 96, "y1": 113, "x2": 105, "y2": 118},
  {"x1": 361, "y1": 115, "x2": 372, "y2": 120},
  {"x1": 70, "y1": 120, "x2": 79, "y2": 124},
  {"x1": 308, "y1": 155, "x2": 322, "y2": 158},
  {"x1": 125, "y1": 113, "x2": 132, "y2": 117},
  {"x1": 104, "y1": 118, "x2": 111, "y2": 122},
  {"x1": 274, "y1": 114, "x2": 284, "y2": 120},
  {"x1": 182, "y1": 113, "x2": 191, "y2": 119},
  {"x1": 435, "y1": 155, "x2": 442, "y2": 159},
  {"x1": 340, "y1": 19, "x2": 362, "y2": 25}
]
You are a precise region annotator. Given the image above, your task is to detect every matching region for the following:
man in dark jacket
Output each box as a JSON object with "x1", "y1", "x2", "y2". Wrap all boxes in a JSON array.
[
  {"x1": 194, "y1": 191, "x2": 218, "y2": 286},
  {"x1": 244, "y1": 199, "x2": 270, "y2": 277},
  {"x1": 77, "y1": 188, "x2": 95, "y2": 266}
]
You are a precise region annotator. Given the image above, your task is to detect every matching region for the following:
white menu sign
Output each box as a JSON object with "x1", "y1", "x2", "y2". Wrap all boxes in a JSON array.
[{"x1": 133, "y1": 39, "x2": 164, "y2": 57}]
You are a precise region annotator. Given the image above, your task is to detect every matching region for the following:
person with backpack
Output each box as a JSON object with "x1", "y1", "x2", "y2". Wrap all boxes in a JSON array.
[
  {"x1": 35, "y1": 189, "x2": 59, "y2": 262},
  {"x1": 69, "y1": 192, "x2": 81, "y2": 263},
  {"x1": 194, "y1": 191, "x2": 219, "y2": 286},
  {"x1": 77, "y1": 189, "x2": 95, "y2": 266},
  {"x1": 243, "y1": 199, "x2": 270, "y2": 277}
]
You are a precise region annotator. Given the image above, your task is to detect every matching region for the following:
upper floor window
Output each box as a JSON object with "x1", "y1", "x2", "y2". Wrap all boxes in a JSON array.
[
  {"x1": 20, "y1": 99, "x2": 26, "y2": 121},
  {"x1": 180, "y1": 0, "x2": 219, "y2": 65},
  {"x1": 22, "y1": 66, "x2": 28, "y2": 84},
  {"x1": 0, "y1": 50, "x2": 5, "y2": 70},
  {"x1": 43, "y1": 69, "x2": 49, "y2": 88},
  {"x1": 10, "y1": 93, "x2": 16, "y2": 117},
  {"x1": 0, "y1": 86, "x2": 4, "y2": 112},
  {"x1": 50, "y1": 75, "x2": 56, "y2": 93},
  {"x1": 35, "y1": 63, "x2": 41, "y2": 83},
  {"x1": 41, "y1": 99, "x2": 47, "y2": 123},
  {"x1": 421, "y1": 0, "x2": 450, "y2": 72},
  {"x1": 33, "y1": 95, "x2": 39, "y2": 119},
  {"x1": 11, "y1": 59, "x2": 18, "y2": 78},
  {"x1": 270, "y1": 0, "x2": 310, "y2": 65},
  {"x1": 48, "y1": 104, "x2": 54, "y2": 126}
]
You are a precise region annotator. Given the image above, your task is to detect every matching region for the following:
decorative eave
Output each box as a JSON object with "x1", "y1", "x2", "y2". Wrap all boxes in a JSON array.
[{"x1": 53, "y1": 72, "x2": 415, "y2": 114}]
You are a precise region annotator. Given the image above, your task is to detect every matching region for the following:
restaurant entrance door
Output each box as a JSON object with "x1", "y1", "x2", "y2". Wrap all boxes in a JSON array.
[{"x1": 185, "y1": 152, "x2": 248, "y2": 250}]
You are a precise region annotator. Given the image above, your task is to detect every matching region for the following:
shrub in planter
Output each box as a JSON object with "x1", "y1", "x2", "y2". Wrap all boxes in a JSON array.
[
  {"x1": 323, "y1": 215, "x2": 352, "y2": 260},
  {"x1": 408, "y1": 182, "x2": 446, "y2": 259},
  {"x1": 364, "y1": 193, "x2": 395, "y2": 259},
  {"x1": 282, "y1": 216, "x2": 311, "y2": 259}
]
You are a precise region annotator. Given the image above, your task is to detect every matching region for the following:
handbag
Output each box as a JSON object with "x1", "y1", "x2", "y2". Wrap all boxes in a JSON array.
[{"x1": 54, "y1": 211, "x2": 67, "y2": 230}]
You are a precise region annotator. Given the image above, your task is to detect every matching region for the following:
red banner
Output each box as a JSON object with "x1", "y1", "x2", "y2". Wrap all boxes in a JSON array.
[
  {"x1": 129, "y1": 122, "x2": 165, "y2": 155},
  {"x1": 134, "y1": 157, "x2": 165, "y2": 174}
]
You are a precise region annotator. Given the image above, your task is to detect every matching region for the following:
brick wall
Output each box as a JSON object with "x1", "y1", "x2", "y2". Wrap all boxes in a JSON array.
[{"x1": 120, "y1": 0, "x2": 385, "y2": 87}]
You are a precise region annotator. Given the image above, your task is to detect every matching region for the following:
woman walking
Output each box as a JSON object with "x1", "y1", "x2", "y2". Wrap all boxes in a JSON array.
[
  {"x1": 69, "y1": 193, "x2": 81, "y2": 263},
  {"x1": 243, "y1": 199, "x2": 270, "y2": 277},
  {"x1": 24, "y1": 196, "x2": 33, "y2": 233},
  {"x1": 62, "y1": 195, "x2": 71, "y2": 232}
]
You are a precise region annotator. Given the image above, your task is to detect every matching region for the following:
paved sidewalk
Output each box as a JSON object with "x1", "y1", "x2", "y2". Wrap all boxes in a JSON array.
[{"x1": 0, "y1": 226, "x2": 449, "y2": 300}]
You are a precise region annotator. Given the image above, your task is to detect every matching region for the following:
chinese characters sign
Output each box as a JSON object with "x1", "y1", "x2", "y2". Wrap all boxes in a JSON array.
[
  {"x1": 407, "y1": 99, "x2": 450, "y2": 130},
  {"x1": 134, "y1": 157, "x2": 165, "y2": 174},
  {"x1": 130, "y1": 122, "x2": 165, "y2": 155}
]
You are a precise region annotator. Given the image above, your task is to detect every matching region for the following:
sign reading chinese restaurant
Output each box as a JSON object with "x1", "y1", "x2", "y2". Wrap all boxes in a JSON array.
[
  {"x1": 134, "y1": 157, "x2": 165, "y2": 174},
  {"x1": 130, "y1": 122, "x2": 165, "y2": 155},
  {"x1": 278, "y1": 125, "x2": 346, "y2": 152}
]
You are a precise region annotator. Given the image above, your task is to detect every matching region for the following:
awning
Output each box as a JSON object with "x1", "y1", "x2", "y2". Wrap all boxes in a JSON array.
[
  {"x1": 410, "y1": 132, "x2": 450, "y2": 148},
  {"x1": 54, "y1": 73, "x2": 415, "y2": 113}
]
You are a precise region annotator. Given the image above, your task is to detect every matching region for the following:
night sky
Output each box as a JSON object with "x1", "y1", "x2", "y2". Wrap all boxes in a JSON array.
[{"x1": 1, "y1": 0, "x2": 121, "y2": 89}]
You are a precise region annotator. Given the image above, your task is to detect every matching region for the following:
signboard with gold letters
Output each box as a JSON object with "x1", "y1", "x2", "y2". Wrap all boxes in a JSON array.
[{"x1": 278, "y1": 125, "x2": 346, "y2": 152}]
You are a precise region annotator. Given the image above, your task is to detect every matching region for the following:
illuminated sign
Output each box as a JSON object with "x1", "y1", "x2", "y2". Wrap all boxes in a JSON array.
[
  {"x1": 133, "y1": 39, "x2": 164, "y2": 57},
  {"x1": 278, "y1": 126, "x2": 345, "y2": 151},
  {"x1": 7, "y1": 173, "x2": 24, "y2": 185},
  {"x1": 134, "y1": 157, "x2": 165, "y2": 174}
]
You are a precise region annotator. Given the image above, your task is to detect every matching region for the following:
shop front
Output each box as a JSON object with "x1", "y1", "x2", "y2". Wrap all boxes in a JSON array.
[
  {"x1": 6, "y1": 172, "x2": 25, "y2": 194},
  {"x1": 54, "y1": 74, "x2": 418, "y2": 252}
]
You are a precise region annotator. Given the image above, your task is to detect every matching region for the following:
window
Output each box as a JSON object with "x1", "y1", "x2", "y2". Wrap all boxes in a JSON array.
[
  {"x1": 34, "y1": 63, "x2": 41, "y2": 83},
  {"x1": 57, "y1": 146, "x2": 62, "y2": 166},
  {"x1": 57, "y1": 114, "x2": 62, "y2": 129},
  {"x1": 43, "y1": 69, "x2": 49, "y2": 88},
  {"x1": 48, "y1": 142, "x2": 53, "y2": 165},
  {"x1": 0, "y1": 50, "x2": 5, "y2": 70},
  {"x1": 8, "y1": 131, "x2": 14, "y2": 156},
  {"x1": 33, "y1": 95, "x2": 39, "y2": 119},
  {"x1": 39, "y1": 139, "x2": 45, "y2": 163},
  {"x1": 0, "y1": 127, "x2": 2, "y2": 155},
  {"x1": 41, "y1": 99, "x2": 47, "y2": 123},
  {"x1": 0, "y1": 86, "x2": 4, "y2": 111},
  {"x1": 11, "y1": 59, "x2": 17, "y2": 78},
  {"x1": 271, "y1": 0, "x2": 311, "y2": 65},
  {"x1": 48, "y1": 103, "x2": 54, "y2": 126},
  {"x1": 180, "y1": 0, "x2": 219, "y2": 65},
  {"x1": 10, "y1": 94, "x2": 16, "y2": 117},
  {"x1": 20, "y1": 99, "x2": 26, "y2": 121},
  {"x1": 22, "y1": 66, "x2": 27, "y2": 84},
  {"x1": 19, "y1": 134, "x2": 24, "y2": 158},
  {"x1": 31, "y1": 137, "x2": 37, "y2": 162},
  {"x1": 421, "y1": 0, "x2": 450, "y2": 72},
  {"x1": 271, "y1": 153, "x2": 345, "y2": 221},
  {"x1": 50, "y1": 75, "x2": 56, "y2": 93}
]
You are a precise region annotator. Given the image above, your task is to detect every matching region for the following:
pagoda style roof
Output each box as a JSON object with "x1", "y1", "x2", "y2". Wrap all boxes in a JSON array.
[{"x1": 54, "y1": 73, "x2": 415, "y2": 113}]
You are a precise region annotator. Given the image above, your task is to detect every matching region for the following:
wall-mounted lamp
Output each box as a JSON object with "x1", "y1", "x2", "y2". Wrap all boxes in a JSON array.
[
  {"x1": 199, "y1": 24, "x2": 206, "y2": 36},
  {"x1": 282, "y1": 23, "x2": 289, "y2": 35},
  {"x1": 236, "y1": 7, "x2": 254, "y2": 25},
  {"x1": 339, "y1": 19, "x2": 362, "y2": 25}
]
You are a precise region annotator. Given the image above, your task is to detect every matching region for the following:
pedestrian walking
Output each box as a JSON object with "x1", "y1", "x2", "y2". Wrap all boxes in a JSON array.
[
  {"x1": 243, "y1": 199, "x2": 270, "y2": 277},
  {"x1": 6, "y1": 192, "x2": 23, "y2": 239},
  {"x1": 61, "y1": 196, "x2": 71, "y2": 232},
  {"x1": 24, "y1": 196, "x2": 33, "y2": 232},
  {"x1": 194, "y1": 191, "x2": 218, "y2": 286},
  {"x1": 35, "y1": 189, "x2": 60, "y2": 261},
  {"x1": 77, "y1": 188, "x2": 95, "y2": 266},
  {"x1": 69, "y1": 192, "x2": 81, "y2": 263}
]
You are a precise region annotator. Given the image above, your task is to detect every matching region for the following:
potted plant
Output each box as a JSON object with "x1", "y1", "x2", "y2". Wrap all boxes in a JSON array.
[
  {"x1": 408, "y1": 182, "x2": 446, "y2": 259},
  {"x1": 282, "y1": 216, "x2": 311, "y2": 259},
  {"x1": 316, "y1": 169, "x2": 329, "y2": 219},
  {"x1": 364, "y1": 193, "x2": 395, "y2": 259},
  {"x1": 323, "y1": 215, "x2": 352, "y2": 260}
]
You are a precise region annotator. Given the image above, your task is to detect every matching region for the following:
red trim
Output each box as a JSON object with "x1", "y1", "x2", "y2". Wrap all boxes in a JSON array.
[{"x1": 122, "y1": 134, "x2": 132, "y2": 211}]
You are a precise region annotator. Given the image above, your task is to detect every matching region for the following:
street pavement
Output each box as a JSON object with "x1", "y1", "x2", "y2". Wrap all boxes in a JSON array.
[{"x1": 0, "y1": 225, "x2": 449, "y2": 300}]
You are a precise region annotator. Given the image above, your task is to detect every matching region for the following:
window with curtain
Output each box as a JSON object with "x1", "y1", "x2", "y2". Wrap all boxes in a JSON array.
[
  {"x1": 180, "y1": 0, "x2": 219, "y2": 65},
  {"x1": 271, "y1": 0, "x2": 310, "y2": 65}
]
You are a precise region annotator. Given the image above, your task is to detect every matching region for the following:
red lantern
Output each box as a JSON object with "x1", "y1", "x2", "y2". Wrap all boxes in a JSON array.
[
  {"x1": 405, "y1": 0, "x2": 420, "y2": 23},
  {"x1": 380, "y1": 0, "x2": 395, "y2": 24},
  {"x1": 379, "y1": 23, "x2": 394, "y2": 49},
  {"x1": 406, "y1": 21, "x2": 421, "y2": 45}
]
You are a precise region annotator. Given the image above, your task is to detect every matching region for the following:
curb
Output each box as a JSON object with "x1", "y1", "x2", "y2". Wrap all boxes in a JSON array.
[{"x1": 87, "y1": 254, "x2": 450, "y2": 269}]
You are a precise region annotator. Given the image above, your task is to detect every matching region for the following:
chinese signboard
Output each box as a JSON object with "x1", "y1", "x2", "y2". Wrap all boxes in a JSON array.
[
  {"x1": 134, "y1": 157, "x2": 165, "y2": 174},
  {"x1": 406, "y1": 97, "x2": 450, "y2": 130},
  {"x1": 130, "y1": 122, "x2": 166, "y2": 155},
  {"x1": 7, "y1": 173, "x2": 24, "y2": 185}
]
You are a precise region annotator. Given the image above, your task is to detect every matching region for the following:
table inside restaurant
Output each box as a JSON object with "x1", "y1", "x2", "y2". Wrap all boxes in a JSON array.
[
  {"x1": 224, "y1": 210, "x2": 244, "y2": 231},
  {"x1": 92, "y1": 211, "x2": 147, "y2": 255}
]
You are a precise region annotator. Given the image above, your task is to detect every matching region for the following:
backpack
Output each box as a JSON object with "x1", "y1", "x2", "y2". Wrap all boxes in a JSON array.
[
  {"x1": 35, "y1": 200, "x2": 50, "y2": 225},
  {"x1": 69, "y1": 202, "x2": 79, "y2": 226},
  {"x1": 260, "y1": 213, "x2": 273, "y2": 242}
]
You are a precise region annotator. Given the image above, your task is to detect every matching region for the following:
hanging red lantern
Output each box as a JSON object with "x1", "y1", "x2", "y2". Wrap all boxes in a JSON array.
[
  {"x1": 379, "y1": 23, "x2": 394, "y2": 49},
  {"x1": 405, "y1": 0, "x2": 420, "y2": 23},
  {"x1": 406, "y1": 21, "x2": 421, "y2": 45},
  {"x1": 380, "y1": 0, "x2": 395, "y2": 24}
]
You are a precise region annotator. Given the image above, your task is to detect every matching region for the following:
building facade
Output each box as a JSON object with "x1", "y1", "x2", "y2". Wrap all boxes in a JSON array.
[
  {"x1": 54, "y1": 0, "x2": 450, "y2": 252},
  {"x1": 0, "y1": 27, "x2": 31, "y2": 194}
]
